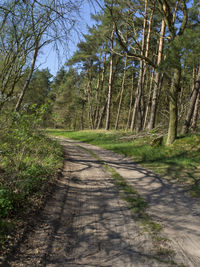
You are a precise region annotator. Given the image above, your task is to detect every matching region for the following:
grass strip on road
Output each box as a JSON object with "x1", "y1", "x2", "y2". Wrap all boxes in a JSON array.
[{"x1": 76, "y1": 144, "x2": 177, "y2": 265}]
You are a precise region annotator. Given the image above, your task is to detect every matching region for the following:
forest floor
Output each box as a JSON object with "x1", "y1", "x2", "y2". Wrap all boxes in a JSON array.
[{"x1": 2, "y1": 138, "x2": 200, "y2": 266}]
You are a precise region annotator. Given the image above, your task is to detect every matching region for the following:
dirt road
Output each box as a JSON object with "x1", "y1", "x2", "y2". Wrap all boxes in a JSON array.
[{"x1": 4, "y1": 138, "x2": 200, "y2": 266}]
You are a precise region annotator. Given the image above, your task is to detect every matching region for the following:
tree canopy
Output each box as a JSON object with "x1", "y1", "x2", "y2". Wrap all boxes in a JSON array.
[{"x1": 1, "y1": 0, "x2": 200, "y2": 144}]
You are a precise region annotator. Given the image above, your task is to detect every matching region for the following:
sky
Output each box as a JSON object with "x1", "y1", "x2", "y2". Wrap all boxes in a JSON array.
[{"x1": 37, "y1": 1, "x2": 100, "y2": 77}]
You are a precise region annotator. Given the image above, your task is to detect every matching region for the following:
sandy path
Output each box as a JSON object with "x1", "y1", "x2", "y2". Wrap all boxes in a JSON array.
[
  {"x1": 71, "y1": 139, "x2": 200, "y2": 267},
  {"x1": 4, "y1": 139, "x2": 167, "y2": 267}
]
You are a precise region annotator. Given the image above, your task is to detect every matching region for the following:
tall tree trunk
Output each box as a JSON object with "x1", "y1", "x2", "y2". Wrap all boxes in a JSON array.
[
  {"x1": 95, "y1": 51, "x2": 107, "y2": 128},
  {"x1": 166, "y1": 67, "x2": 181, "y2": 145},
  {"x1": 126, "y1": 70, "x2": 134, "y2": 131},
  {"x1": 148, "y1": 14, "x2": 166, "y2": 130},
  {"x1": 115, "y1": 53, "x2": 127, "y2": 130},
  {"x1": 80, "y1": 101, "x2": 85, "y2": 130},
  {"x1": 130, "y1": 60, "x2": 144, "y2": 132},
  {"x1": 105, "y1": 24, "x2": 115, "y2": 130},
  {"x1": 159, "y1": 1, "x2": 188, "y2": 144},
  {"x1": 86, "y1": 67, "x2": 94, "y2": 130},
  {"x1": 181, "y1": 68, "x2": 200, "y2": 134},
  {"x1": 191, "y1": 92, "x2": 199, "y2": 131},
  {"x1": 136, "y1": 79, "x2": 144, "y2": 133},
  {"x1": 130, "y1": 0, "x2": 148, "y2": 132},
  {"x1": 15, "y1": 45, "x2": 38, "y2": 111},
  {"x1": 143, "y1": 68, "x2": 155, "y2": 129},
  {"x1": 97, "y1": 102, "x2": 107, "y2": 129},
  {"x1": 93, "y1": 63, "x2": 101, "y2": 127},
  {"x1": 141, "y1": 3, "x2": 154, "y2": 130}
]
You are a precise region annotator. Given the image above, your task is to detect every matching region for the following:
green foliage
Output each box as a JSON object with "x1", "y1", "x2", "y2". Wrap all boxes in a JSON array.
[
  {"x1": 0, "y1": 187, "x2": 14, "y2": 218},
  {"x1": 42, "y1": 0, "x2": 200, "y2": 141},
  {"x1": 0, "y1": 108, "x2": 63, "y2": 249},
  {"x1": 24, "y1": 68, "x2": 52, "y2": 108},
  {"x1": 48, "y1": 68, "x2": 85, "y2": 129}
]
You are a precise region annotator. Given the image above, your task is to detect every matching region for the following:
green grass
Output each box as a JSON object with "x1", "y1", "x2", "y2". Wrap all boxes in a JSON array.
[
  {"x1": 46, "y1": 129, "x2": 200, "y2": 196},
  {"x1": 105, "y1": 165, "x2": 148, "y2": 216}
]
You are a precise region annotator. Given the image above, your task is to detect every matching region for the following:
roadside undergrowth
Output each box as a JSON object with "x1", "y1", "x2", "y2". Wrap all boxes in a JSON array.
[
  {"x1": 77, "y1": 144, "x2": 176, "y2": 265},
  {"x1": 0, "y1": 110, "x2": 63, "y2": 253}
]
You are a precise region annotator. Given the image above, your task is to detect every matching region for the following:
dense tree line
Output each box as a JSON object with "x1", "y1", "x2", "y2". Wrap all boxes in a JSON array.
[
  {"x1": 1, "y1": 0, "x2": 200, "y2": 145},
  {"x1": 46, "y1": 0, "x2": 199, "y2": 144}
]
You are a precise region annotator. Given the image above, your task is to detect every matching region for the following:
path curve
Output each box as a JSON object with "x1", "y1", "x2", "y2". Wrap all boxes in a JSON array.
[{"x1": 4, "y1": 138, "x2": 200, "y2": 266}]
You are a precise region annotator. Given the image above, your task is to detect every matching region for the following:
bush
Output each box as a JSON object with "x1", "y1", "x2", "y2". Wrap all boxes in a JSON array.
[
  {"x1": 0, "y1": 187, "x2": 14, "y2": 218},
  {"x1": 0, "y1": 106, "x2": 63, "y2": 248}
]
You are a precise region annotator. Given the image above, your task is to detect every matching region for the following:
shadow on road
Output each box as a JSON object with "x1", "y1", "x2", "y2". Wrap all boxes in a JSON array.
[{"x1": 4, "y1": 141, "x2": 168, "y2": 266}]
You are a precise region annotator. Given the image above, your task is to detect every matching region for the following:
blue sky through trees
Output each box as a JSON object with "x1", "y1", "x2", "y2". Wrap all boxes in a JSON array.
[{"x1": 37, "y1": 1, "x2": 100, "y2": 76}]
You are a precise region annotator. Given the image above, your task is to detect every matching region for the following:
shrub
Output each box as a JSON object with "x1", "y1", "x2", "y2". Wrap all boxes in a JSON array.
[
  {"x1": 0, "y1": 106, "x2": 63, "y2": 248},
  {"x1": 0, "y1": 187, "x2": 14, "y2": 218}
]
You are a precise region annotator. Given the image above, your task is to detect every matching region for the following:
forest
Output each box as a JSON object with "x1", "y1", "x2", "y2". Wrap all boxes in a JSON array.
[
  {"x1": 0, "y1": 0, "x2": 200, "y2": 262},
  {"x1": 46, "y1": 0, "x2": 200, "y2": 145},
  {"x1": 0, "y1": 0, "x2": 200, "y2": 142}
]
